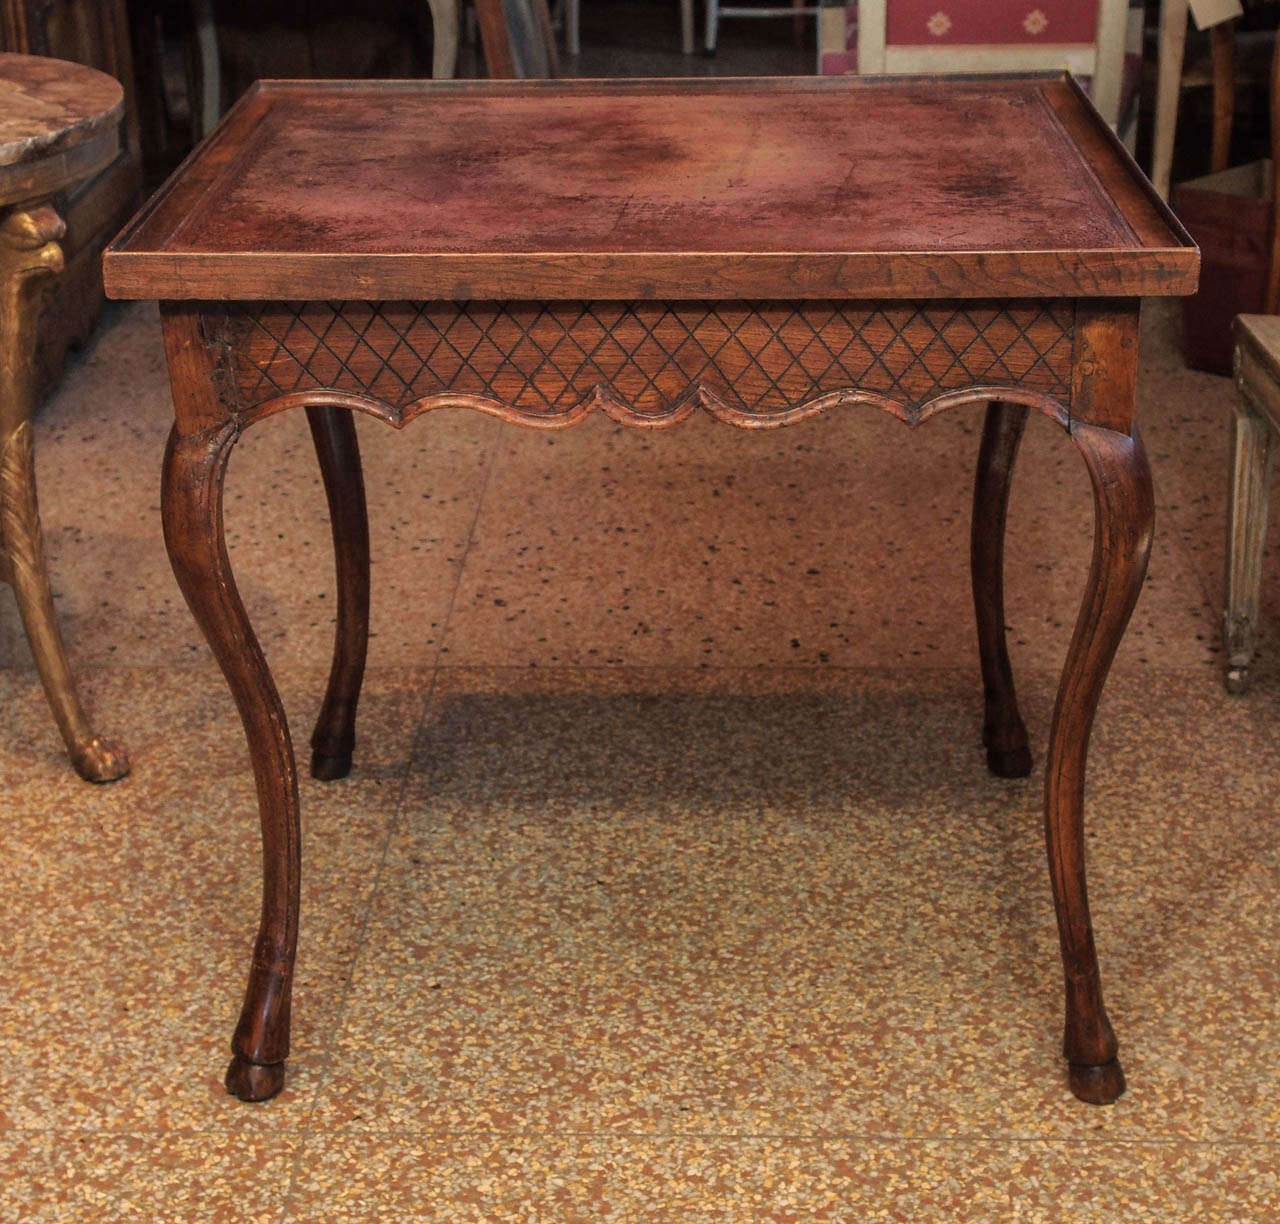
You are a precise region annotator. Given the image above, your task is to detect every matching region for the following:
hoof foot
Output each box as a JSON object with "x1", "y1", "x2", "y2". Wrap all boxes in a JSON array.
[
  {"x1": 71, "y1": 736, "x2": 130, "y2": 784},
  {"x1": 1068, "y1": 1058, "x2": 1125, "y2": 1105},
  {"x1": 225, "y1": 1054, "x2": 286, "y2": 1102},
  {"x1": 1225, "y1": 666, "x2": 1250, "y2": 696},
  {"x1": 311, "y1": 749, "x2": 352, "y2": 781},
  {"x1": 986, "y1": 743, "x2": 1032, "y2": 778}
]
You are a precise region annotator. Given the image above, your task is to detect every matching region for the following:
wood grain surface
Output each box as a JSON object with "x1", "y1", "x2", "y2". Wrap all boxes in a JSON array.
[
  {"x1": 223, "y1": 297, "x2": 1077, "y2": 425},
  {"x1": 104, "y1": 75, "x2": 1197, "y2": 302}
]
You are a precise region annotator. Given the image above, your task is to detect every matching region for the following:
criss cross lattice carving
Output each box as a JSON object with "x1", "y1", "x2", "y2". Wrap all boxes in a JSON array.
[{"x1": 224, "y1": 299, "x2": 1075, "y2": 425}]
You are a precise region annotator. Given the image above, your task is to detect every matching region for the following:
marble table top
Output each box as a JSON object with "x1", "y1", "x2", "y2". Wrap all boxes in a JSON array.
[{"x1": 0, "y1": 51, "x2": 123, "y2": 170}]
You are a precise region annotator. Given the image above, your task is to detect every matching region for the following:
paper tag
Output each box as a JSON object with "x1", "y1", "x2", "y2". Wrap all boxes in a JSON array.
[{"x1": 1188, "y1": 0, "x2": 1244, "y2": 30}]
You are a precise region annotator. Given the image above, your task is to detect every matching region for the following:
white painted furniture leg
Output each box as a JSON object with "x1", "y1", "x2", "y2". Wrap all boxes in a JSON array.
[
  {"x1": 428, "y1": 0, "x2": 460, "y2": 78},
  {"x1": 1152, "y1": 0, "x2": 1189, "y2": 200},
  {"x1": 1091, "y1": 0, "x2": 1129, "y2": 129}
]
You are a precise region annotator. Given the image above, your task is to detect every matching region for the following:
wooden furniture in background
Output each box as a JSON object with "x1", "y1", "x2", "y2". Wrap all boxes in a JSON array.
[
  {"x1": 149, "y1": 0, "x2": 459, "y2": 156},
  {"x1": 1267, "y1": 22, "x2": 1280, "y2": 312},
  {"x1": 128, "y1": 0, "x2": 227, "y2": 163},
  {"x1": 1151, "y1": 0, "x2": 1241, "y2": 199},
  {"x1": 103, "y1": 74, "x2": 1196, "y2": 1108},
  {"x1": 475, "y1": 0, "x2": 558, "y2": 75},
  {"x1": 1225, "y1": 313, "x2": 1278, "y2": 692},
  {"x1": 0, "y1": 52, "x2": 129, "y2": 781},
  {"x1": 197, "y1": 0, "x2": 445, "y2": 125},
  {"x1": 1226, "y1": 27, "x2": 1280, "y2": 695},
  {"x1": 1171, "y1": 28, "x2": 1280, "y2": 372},
  {"x1": 0, "y1": 1, "x2": 141, "y2": 394}
]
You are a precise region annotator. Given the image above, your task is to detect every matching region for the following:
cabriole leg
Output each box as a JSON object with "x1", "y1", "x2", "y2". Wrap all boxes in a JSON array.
[
  {"x1": 971, "y1": 400, "x2": 1032, "y2": 778},
  {"x1": 0, "y1": 204, "x2": 128, "y2": 782},
  {"x1": 1223, "y1": 400, "x2": 1273, "y2": 695},
  {"x1": 1046, "y1": 421, "x2": 1153, "y2": 1105},
  {"x1": 0, "y1": 421, "x2": 130, "y2": 781},
  {"x1": 162, "y1": 420, "x2": 301, "y2": 1103},
  {"x1": 306, "y1": 405, "x2": 370, "y2": 781}
]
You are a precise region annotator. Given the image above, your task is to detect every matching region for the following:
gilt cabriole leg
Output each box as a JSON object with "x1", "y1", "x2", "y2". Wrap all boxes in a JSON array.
[
  {"x1": 306, "y1": 405, "x2": 370, "y2": 781},
  {"x1": 0, "y1": 204, "x2": 128, "y2": 783},
  {"x1": 1045, "y1": 419, "x2": 1153, "y2": 1105},
  {"x1": 1223, "y1": 397, "x2": 1273, "y2": 695},
  {"x1": 971, "y1": 401, "x2": 1032, "y2": 778},
  {"x1": 161, "y1": 306, "x2": 300, "y2": 1102}
]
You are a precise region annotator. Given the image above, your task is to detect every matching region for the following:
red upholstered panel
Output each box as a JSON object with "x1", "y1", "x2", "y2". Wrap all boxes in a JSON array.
[{"x1": 886, "y1": 0, "x2": 1099, "y2": 46}]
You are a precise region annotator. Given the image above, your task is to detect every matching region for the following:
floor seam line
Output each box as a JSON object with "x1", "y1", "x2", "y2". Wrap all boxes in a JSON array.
[
  {"x1": 274, "y1": 666, "x2": 446, "y2": 1220},
  {"x1": 426, "y1": 423, "x2": 506, "y2": 673}
]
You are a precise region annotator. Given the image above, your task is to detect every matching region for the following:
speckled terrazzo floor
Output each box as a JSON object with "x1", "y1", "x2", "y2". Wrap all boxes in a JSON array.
[
  {"x1": 5, "y1": 300, "x2": 1277, "y2": 1224},
  {"x1": 6, "y1": 55, "x2": 1280, "y2": 1224}
]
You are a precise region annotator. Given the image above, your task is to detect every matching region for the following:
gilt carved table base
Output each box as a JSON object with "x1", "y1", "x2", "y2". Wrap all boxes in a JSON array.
[
  {"x1": 0, "y1": 203, "x2": 128, "y2": 783},
  {"x1": 158, "y1": 294, "x2": 1150, "y2": 1108},
  {"x1": 0, "y1": 52, "x2": 129, "y2": 782}
]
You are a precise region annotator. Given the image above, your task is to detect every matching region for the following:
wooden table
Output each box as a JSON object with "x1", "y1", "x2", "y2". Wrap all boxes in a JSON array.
[
  {"x1": 1, "y1": 52, "x2": 129, "y2": 782},
  {"x1": 103, "y1": 75, "x2": 1198, "y2": 1107}
]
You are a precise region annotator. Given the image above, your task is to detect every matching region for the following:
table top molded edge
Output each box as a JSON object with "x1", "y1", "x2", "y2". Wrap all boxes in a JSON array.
[{"x1": 103, "y1": 74, "x2": 1199, "y2": 303}]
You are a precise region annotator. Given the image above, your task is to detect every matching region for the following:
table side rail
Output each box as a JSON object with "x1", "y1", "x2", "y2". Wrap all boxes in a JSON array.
[{"x1": 190, "y1": 297, "x2": 1091, "y2": 431}]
